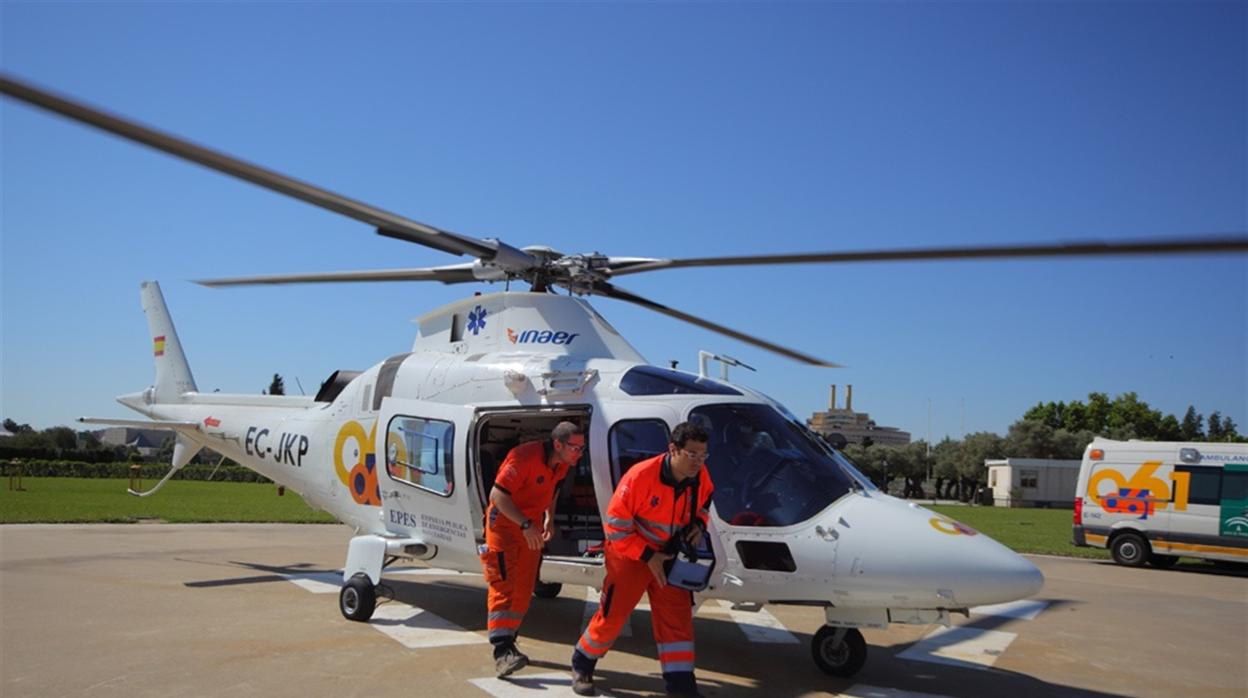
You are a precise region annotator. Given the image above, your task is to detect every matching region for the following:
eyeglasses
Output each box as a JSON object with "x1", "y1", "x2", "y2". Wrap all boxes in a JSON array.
[
  {"x1": 680, "y1": 448, "x2": 709, "y2": 462},
  {"x1": 560, "y1": 441, "x2": 587, "y2": 452}
]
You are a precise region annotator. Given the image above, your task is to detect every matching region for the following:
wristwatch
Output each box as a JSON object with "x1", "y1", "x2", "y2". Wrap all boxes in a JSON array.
[{"x1": 520, "y1": 518, "x2": 533, "y2": 530}]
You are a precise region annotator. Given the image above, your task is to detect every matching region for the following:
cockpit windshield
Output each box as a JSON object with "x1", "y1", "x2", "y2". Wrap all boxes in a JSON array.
[{"x1": 690, "y1": 403, "x2": 855, "y2": 527}]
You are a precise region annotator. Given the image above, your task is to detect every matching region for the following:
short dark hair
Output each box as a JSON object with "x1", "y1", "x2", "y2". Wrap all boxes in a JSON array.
[
  {"x1": 551, "y1": 421, "x2": 583, "y2": 443},
  {"x1": 670, "y1": 421, "x2": 708, "y2": 449}
]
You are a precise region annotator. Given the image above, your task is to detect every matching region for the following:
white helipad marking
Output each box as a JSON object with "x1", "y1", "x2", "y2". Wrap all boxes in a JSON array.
[
  {"x1": 469, "y1": 671, "x2": 618, "y2": 697},
  {"x1": 712, "y1": 600, "x2": 800, "y2": 644},
  {"x1": 582, "y1": 587, "x2": 632, "y2": 637},
  {"x1": 834, "y1": 685, "x2": 954, "y2": 698},
  {"x1": 969, "y1": 599, "x2": 1049, "y2": 621},
  {"x1": 370, "y1": 602, "x2": 488, "y2": 649},
  {"x1": 281, "y1": 570, "x2": 487, "y2": 649},
  {"x1": 282, "y1": 572, "x2": 342, "y2": 594},
  {"x1": 895, "y1": 626, "x2": 1017, "y2": 669}
]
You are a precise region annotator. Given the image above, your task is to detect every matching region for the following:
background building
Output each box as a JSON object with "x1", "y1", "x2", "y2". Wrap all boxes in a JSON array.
[
  {"x1": 807, "y1": 384, "x2": 911, "y2": 447},
  {"x1": 984, "y1": 458, "x2": 1080, "y2": 508}
]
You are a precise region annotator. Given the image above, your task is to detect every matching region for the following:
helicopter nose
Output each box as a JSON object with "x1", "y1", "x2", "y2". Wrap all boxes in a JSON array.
[
  {"x1": 954, "y1": 540, "x2": 1044, "y2": 605},
  {"x1": 832, "y1": 496, "x2": 1044, "y2": 608}
]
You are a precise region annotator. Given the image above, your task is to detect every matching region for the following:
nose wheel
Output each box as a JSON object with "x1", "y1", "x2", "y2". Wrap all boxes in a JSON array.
[
  {"x1": 811, "y1": 626, "x2": 867, "y2": 677},
  {"x1": 339, "y1": 573, "x2": 377, "y2": 621}
]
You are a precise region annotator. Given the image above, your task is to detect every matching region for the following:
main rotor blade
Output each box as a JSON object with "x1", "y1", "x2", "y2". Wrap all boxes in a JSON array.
[
  {"x1": 0, "y1": 73, "x2": 505, "y2": 261},
  {"x1": 195, "y1": 265, "x2": 480, "y2": 287},
  {"x1": 606, "y1": 236, "x2": 1248, "y2": 276},
  {"x1": 589, "y1": 281, "x2": 840, "y2": 368}
]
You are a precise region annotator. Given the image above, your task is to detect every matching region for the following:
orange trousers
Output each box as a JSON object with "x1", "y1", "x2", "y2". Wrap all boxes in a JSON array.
[
  {"x1": 573, "y1": 549, "x2": 697, "y2": 692},
  {"x1": 482, "y1": 512, "x2": 541, "y2": 649}
]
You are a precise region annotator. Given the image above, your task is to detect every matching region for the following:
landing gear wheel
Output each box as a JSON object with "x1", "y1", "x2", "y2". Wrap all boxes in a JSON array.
[
  {"x1": 339, "y1": 573, "x2": 376, "y2": 621},
  {"x1": 1110, "y1": 532, "x2": 1150, "y2": 567},
  {"x1": 1149, "y1": 553, "x2": 1179, "y2": 569},
  {"x1": 534, "y1": 581, "x2": 563, "y2": 599},
  {"x1": 812, "y1": 626, "x2": 867, "y2": 678}
]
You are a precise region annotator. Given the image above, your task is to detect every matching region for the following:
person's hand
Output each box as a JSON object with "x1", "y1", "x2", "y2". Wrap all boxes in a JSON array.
[
  {"x1": 542, "y1": 517, "x2": 556, "y2": 543},
  {"x1": 683, "y1": 523, "x2": 704, "y2": 548},
  {"x1": 646, "y1": 552, "x2": 674, "y2": 586},
  {"x1": 522, "y1": 525, "x2": 544, "y2": 550}
]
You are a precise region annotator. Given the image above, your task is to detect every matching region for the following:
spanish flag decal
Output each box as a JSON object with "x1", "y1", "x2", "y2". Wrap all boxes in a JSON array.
[{"x1": 153, "y1": 335, "x2": 166, "y2": 357}]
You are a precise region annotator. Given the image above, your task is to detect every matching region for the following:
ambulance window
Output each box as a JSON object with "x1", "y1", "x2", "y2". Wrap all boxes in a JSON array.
[
  {"x1": 609, "y1": 419, "x2": 669, "y2": 486},
  {"x1": 1176, "y1": 465, "x2": 1220, "y2": 505},
  {"x1": 1221, "y1": 471, "x2": 1248, "y2": 501},
  {"x1": 386, "y1": 416, "x2": 454, "y2": 497}
]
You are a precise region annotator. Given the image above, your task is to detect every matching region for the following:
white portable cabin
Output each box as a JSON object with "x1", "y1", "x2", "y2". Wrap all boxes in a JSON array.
[{"x1": 985, "y1": 458, "x2": 1081, "y2": 508}]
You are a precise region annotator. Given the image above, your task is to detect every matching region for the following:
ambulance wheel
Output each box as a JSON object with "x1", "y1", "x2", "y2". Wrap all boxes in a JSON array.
[
  {"x1": 534, "y1": 581, "x2": 563, "y2": 599},
  {"x1": 340, "y1": 574, "x2": 376, "y2": 621},
  {"x1": 1110, "y1": 532, "x2": 1150, "y2": 567},
  {"x1": 1149, "y1": 553, "x2": 1179, "y2": 569},
  {"x1": 812, "y1": 626, "x2": 866, "y2": 677}
]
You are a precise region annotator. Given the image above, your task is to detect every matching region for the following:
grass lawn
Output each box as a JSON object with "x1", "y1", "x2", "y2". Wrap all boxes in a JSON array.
[
  {"x1": 0, "y1": 477, "x2": 336, "y2": 524},
  {"x1": 929, "y1": 504, "x2": 1110, "y2": 559},
  {"x1": 2, "y1": 479, "x2": 1108, "y2": 559}
]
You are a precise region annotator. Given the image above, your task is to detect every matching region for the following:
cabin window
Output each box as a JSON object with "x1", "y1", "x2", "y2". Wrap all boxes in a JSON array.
[
  {"x1": 619, "y1": 366, "x2": 741, "y2": 396},
  {"x1": 386, "y1": 416, "x2": 454, "y2": 497},
  {"x1": 1020, "y1": 470, "x2": 1039, "y2": 489},
  {"x1": 1176, "y1": 465, "x2": 1220, "y2": 505},
  {"x1": 609, "y1": 419, "x2": 670, "y2": 487}
]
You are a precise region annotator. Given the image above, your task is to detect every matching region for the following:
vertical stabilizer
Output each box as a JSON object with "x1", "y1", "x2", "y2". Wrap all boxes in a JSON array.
[{"x1": 140, "y1": 281, "x2": 197, "y2": 402}]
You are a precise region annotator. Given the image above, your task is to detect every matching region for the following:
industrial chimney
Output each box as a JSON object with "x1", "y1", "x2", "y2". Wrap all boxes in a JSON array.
[
  {"x1": 846, "y1": 384, "x2": 854, "y2": 412},
  {"x1": 829, "y1": 384, "x2": 837, "y2": 410}
]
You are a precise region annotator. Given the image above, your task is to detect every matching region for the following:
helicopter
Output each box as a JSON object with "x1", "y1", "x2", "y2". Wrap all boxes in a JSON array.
[{"x1": 4, "y1": 74, "x2": 1245, "y2": 679}]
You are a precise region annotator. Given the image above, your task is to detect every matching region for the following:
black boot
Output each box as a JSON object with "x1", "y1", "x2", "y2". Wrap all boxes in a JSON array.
[{"x1": 570, "y1": 648, "x2": 598, "y2": 696}]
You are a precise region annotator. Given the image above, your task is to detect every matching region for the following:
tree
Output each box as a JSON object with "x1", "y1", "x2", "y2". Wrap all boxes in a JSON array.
[
  {"x1": 1106, "y1": 392, "x2": 1162, "y2": 440},
  {"x1": 266, "y1": 374, "x2": 285, "y2": 396},
  {"x1": 1207, "y1": 412, "x2": 1224, "y2": 440},
  {"x1": 1084, "y1": 392, "x2": 1111, "y2": 434},
  {"x1": 932, "y1": 438, "x2": 960, "y2": 498},
  {"x1": 45, "y1": 426, "x2": 79, "y2": 450},
  {"x1": 2, "y1": 418, "x2": 34, "y2": 434},
  {"x1": 1219, "y1": 416, "x2": 1242, "y2": 442},
  {"x1": 1005, "y1": 420, "x2": 1055, "y2": 458},
  {"x1": 953, "y1": 432, "x2": 1003, "y2": 500},
  {"x1": 1180, "y1": 406, "x2": 1204, "y2": 441}
]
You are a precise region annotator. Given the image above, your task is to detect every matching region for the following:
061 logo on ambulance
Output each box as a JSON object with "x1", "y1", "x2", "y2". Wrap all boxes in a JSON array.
[{"x1": 1086, "y1": 460, "x2": 1193, "y2": 514}]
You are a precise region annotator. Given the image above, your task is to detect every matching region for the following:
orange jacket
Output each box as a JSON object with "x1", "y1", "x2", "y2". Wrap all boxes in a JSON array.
[
  {"x1": 489, "y1": 440, "x2": 570, "y2": 526},
  {"x1": 603, "y1": 453, "x2": 713, "y2": 562}
]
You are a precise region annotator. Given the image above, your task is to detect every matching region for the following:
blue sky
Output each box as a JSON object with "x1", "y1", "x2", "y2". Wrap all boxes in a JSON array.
[{"x1": 2, "y1": 2, "x2": 1244, "y2": 439}]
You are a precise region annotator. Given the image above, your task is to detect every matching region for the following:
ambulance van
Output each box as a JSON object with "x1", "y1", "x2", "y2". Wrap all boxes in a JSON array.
[{"x1": 1073, "y1": 438, "x2": 1248, "y2": 568}]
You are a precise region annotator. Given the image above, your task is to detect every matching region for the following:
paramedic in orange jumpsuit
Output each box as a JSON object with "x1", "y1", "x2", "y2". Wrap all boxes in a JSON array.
[
  {"x1": 484, "y1": 421, "x2": 585, "y2": 677},
  {"x1": 570, "y1": 421, "x2": 714, "y2": 698}
]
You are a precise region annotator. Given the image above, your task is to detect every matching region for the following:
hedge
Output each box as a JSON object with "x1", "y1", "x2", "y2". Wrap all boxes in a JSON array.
[{"x1": 3, "y1": 460, "x2": 272, "y2": 483}]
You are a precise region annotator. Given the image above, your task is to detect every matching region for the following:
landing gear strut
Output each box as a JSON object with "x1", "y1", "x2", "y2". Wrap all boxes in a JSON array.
[{"x1": 811, "y1": 626, "x2": 867, "y2": 677}]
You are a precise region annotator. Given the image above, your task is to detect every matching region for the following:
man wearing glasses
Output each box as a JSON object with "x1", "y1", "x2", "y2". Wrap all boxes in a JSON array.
[
  {"x1": 483, "y1": 421, "x2": 585, "y2": 677},
  {"x1": 571, "y1": 421, "x2": 714, "y2": 697}
]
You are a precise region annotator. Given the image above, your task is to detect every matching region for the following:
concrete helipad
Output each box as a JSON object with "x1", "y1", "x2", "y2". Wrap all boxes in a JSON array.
[{"x1": 1, "y1": 524, "x2": 1244, "y2": 697}]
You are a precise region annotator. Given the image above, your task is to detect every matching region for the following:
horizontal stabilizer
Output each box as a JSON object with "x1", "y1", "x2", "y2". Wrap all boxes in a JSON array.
[{"x1": 78, "y1": 417, "x2": 200, "y2": 430}]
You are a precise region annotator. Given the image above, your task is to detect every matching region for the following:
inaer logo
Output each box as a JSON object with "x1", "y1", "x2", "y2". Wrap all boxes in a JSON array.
[{"x1": 506, "y1": 328, "x2": 580, "y2": 345}]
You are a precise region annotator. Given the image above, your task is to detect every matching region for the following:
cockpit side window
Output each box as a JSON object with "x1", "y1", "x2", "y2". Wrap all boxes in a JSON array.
[
  {"x1": 619, "y1": 366, "x2": 741, "y2": 396},
  {"x1": 609, "y1": 419, "x2": 670, "y2": 487},
  {"x1": 691, "y1": 403, "x2": 853, "y2": 527}
]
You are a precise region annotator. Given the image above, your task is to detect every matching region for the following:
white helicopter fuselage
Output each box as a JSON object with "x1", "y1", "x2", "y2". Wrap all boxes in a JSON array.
[{"x1": 116, "y1": 284, "x2": 1042, "y2": 637}]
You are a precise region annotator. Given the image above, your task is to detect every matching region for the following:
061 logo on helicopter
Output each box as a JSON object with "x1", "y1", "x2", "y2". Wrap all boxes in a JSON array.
[{"x1": 506, "y1": 328, "x2": 580, "y2": 345}]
